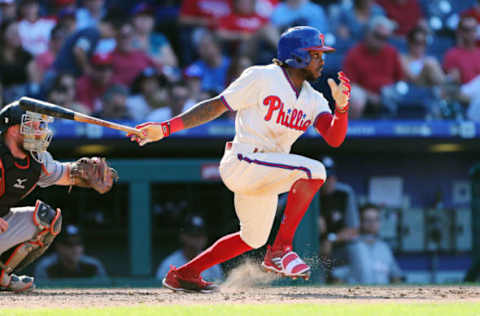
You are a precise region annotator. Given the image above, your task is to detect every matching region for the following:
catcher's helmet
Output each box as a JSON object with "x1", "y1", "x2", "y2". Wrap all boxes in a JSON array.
[
  {"x1": 0, "y1": 101, "x2": 26, "y2": 133},
  {"x1": 277, "y1": 26, "x2": 335, "y2": 69}
]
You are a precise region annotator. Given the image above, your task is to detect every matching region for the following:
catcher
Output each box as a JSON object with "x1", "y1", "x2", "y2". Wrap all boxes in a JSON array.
[{"x1": 0, "y1": 100, "x2": 117, "y2": 292}]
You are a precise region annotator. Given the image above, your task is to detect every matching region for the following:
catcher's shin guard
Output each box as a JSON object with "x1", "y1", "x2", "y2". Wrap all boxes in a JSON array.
[{"x1": 0, "y1": 200, "x2": 61, "y2": 277}]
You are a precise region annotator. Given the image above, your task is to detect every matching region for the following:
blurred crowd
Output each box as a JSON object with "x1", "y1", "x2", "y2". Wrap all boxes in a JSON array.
[{"x1": 2, "y1": 0, "x2": 480, "y2": 122}]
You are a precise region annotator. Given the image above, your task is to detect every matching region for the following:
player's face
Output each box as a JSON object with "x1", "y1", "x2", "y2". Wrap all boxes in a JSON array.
[{"x1": 304, "y1": 51, "x2": 325, "y2": 81}]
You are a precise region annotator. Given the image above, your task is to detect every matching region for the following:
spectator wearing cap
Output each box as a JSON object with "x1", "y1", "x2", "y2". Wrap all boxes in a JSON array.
[
  {"x1": 110, "y1": 21, "x2": 158, "y2": 87},
  {"x1": 76, "y1": 0, "x2": 105, "y2": 31},
  {"x1": 270, "y1": 0, "x2": 330, "y2": 34},
  {"x1": 343, "y1": 16, "x2": 404, "y2": 119},
  {"x1": 0, "y1": 0, "x2": 17, "y2": 24},
  {"x1": 126, "y1": 67, "x2": 170, "y2": 122},
  {"x1": 185, "y1": 29, "x2": 231, "y2": 94},
  {"x1": 155, "y1": 215, "x2": 224, "y2": 282},
  {"x1": 0, "y1": 20, "x2": 40, "y2": 103},
  {"x1": 317, "y1": 156, "x2": 360, "y2": 283},
  {"x1": 52, "y1": 9, "x2": 125, "y2": 77},
  {"x1": 376, "y1": 0, "x2": 424, "y2": 37},
  {"x1": 131, "y1": 2, "x2": 178, "y2": 68},
  {"x1": 17, "y1": 0, "x2": 57, "y2": 56},
  {"x1": 95, "y1": 84, "x2": 132, "y2": 120},
  {"x1": 75, "y1": 52, "x2": 114, "y2": 112},
  {"x1": 182, "y1": 63, "x2": 219, "y2": 113},
  {"x1": 34, "y1": 225, "x2": 108, "y2": 279}
]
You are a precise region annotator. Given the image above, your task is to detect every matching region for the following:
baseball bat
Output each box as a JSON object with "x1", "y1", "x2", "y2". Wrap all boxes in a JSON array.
[{"x1": 18, "y1": 97, "x2": 143, "y2": 136}]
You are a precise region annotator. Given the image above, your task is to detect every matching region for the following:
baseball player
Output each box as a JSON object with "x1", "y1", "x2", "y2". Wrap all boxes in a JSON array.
[
  {"x1": 0, "y1": 100, "x2": 117, "y2": 292},
  {"x1": 130, "y1": 26, "x2": 351, "y2": 293}
]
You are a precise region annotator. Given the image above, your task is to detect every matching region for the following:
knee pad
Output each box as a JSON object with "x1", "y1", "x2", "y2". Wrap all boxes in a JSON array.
[{"x1": 0, "y1": 200, "x2": 62, "y2": 274}]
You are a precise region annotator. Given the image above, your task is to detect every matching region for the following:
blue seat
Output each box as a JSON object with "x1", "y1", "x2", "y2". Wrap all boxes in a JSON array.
[
  {"x1": 389, "y1": 37, "x2": 408, "y2": 54},
  {"x1": 427, "y1": 36, "x2": 455, "y2": 62},
  {"x1": 381, "y1": 82, "x2": 438, "y2": 119}
]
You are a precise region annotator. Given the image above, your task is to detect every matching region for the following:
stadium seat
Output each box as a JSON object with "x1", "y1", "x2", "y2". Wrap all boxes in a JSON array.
[
  {"x1": 381, "y1": 82, "x2": 438, "y2": 119},
  {"x1": 427, "y1": 36, "x2": 455, "y2": 62}
]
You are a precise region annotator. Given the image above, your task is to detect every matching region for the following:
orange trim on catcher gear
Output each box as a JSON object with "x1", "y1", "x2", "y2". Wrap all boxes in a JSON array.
[
  {"x1": 0, "y1": 269, "x2": 8, "y2": 287},
  {"x1": 14, "y1": 155, "x2": 30, "y2": 170},
  {"x1": 5, "y1": 244, "x2": 24, "y2": 267},
  {"x1": 32, "y1": 200, "x2": 41, "y2": 227},
  {"x1": 50, "y1": 209, "x2": 61, "y2": 236},
  {"x1": 41, "y1": 163, "x2": 50, "y2": 176}
]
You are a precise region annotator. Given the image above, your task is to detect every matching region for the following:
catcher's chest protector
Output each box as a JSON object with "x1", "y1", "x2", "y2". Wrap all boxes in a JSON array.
[{"x1": 0, "y1": 143, "x2": 42, "y2": 217}]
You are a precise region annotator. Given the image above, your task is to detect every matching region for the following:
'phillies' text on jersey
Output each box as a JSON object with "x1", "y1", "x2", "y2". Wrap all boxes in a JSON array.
[{"x1": 263, "y1": 96, "x2": 312, "y2": 131}]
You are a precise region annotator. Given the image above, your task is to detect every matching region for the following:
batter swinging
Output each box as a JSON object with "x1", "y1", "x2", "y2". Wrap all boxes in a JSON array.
[{"x1": 130, "y1": 26, "x2": 351, "y2": 293}]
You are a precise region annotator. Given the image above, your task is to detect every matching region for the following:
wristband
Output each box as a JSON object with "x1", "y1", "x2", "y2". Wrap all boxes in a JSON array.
[
  {"x1": 160, "y1": 117, "x2": 185, "y2": 137},
  {"x1": 335, "y1": 105, "x2": 349, "y2": 114}
]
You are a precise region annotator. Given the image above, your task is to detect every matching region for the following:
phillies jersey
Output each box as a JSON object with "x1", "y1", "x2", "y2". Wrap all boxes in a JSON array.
[{"x1": 220, "y1": 64, "x2": 331, "y2": 153}]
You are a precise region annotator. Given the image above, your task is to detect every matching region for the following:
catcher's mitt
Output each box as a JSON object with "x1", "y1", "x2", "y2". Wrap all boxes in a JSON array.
[{"x1": 70, "y1": 157, "x2": 118, "y2": 194}]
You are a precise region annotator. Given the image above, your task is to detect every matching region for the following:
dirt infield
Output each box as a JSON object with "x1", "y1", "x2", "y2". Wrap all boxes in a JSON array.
[
  {"x1": 1, "y1": 286, "x2": 480, "y2": 308},
  {"x1": 2, "y1": 263, "x2": 480, "y2": 308}
]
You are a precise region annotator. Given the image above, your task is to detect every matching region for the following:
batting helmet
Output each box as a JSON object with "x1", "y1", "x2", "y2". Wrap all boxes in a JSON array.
[
  {"x1": 0, "y1": 101, "x2": 26, "y2": 133},
  {"x1": 277, "y1": 26, "x2": 335, "y2": 69}
]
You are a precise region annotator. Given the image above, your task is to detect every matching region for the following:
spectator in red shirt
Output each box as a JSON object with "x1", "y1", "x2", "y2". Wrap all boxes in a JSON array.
[
  {"x1": 375, "y1": 0, "x2": 424, "y2": 36},
  {"x1": 444, "y1": 17, "x2": 480, "y2": 85},
  {"x1": 444, "y1": 17, "x2": 480, "y2": 122},
  {"x1": 75, "y1": 52, "x2": 114, "y2": 112},
  {"x1": 343, "y1": 16, "x2": 404, "y2": 118},
  {"x1": 110, "y1": 22, "x2": 158, "y2": 86},
  {"x1": 216, "y1": 0, "x2": 279, "y2": 58},
  {"x1": 179, "y1": 0, "x2": 232, "y2": 28}
]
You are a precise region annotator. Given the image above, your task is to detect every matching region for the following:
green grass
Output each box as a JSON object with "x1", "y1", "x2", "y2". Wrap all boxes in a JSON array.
[{"x1": 2, "y1": 303, "x2": 480, "y2": 316}]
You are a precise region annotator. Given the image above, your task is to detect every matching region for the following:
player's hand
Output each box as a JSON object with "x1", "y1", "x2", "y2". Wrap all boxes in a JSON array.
[
  {"x1": 0, "y1": 217, "x2": 8, "y2": 234},
  {"x1": 128, "y1": 122, "x2": 165, "y2": 146},
  {"x1": 328, "y1": 71, "x2": 351, "y2": 112}
]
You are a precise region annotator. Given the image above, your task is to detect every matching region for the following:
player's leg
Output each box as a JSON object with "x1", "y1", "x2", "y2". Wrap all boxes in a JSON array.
[
  {"x1": 163, "y1": 193, "x2": 277, "y2": 293},
  {"x1": 0, "y1": 201, "x2": 61, "y2": 292},
  {"x1": 220, "y1": 151, "x2": 326, "y2": 279}
]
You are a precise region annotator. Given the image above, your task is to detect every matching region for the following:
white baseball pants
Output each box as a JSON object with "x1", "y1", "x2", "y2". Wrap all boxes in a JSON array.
[{"x1": 219, "y1": 142, "x2": 326, "y2": 248}]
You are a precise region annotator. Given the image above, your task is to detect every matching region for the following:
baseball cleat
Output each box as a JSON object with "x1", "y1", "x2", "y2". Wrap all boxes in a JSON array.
[
  {"x1": 262, "y1": 245, "x2": 311, "y2": 280},
  {"x1": 162, "y1": 266, "x2": 218, "y2": 293},
  {"x1": 0, "y1": 274, "x2": 35, "y2": 293}
]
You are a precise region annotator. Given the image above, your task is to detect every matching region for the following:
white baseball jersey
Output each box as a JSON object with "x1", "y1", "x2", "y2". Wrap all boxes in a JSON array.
[
  {"x1": 218, "y1": 64, "x2": 331, "y2": 248},
  {"x1": 220, "y1": 64, "x2": 331, "y2": 153}
]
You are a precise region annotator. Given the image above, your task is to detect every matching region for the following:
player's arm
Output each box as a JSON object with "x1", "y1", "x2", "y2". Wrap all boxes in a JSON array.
[
  {"x1": 130, "y1": 96, "x2": 228, "y2": 146},
  {"x1": 314, "y1": 72, "x2": 351, "y2": 148},
  {"x1": 38, "y1": 153, "x2": 116, "y2": 194}
]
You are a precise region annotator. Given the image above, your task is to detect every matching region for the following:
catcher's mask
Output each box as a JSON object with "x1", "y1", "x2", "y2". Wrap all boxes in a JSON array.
[{"x1": 20, "y1": 111, "x2": 54, "y2": 160}]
